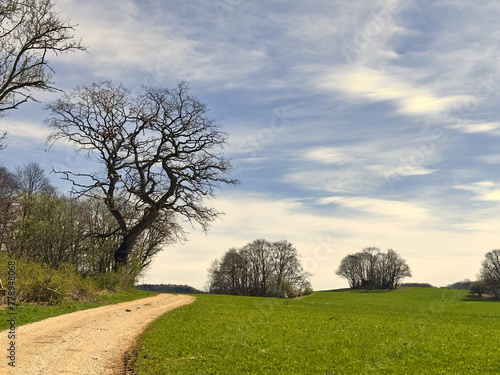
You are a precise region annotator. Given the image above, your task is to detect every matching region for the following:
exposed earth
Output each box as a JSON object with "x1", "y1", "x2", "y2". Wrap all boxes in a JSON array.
[{"x1": 0, "y1": 294, "x2": 195, "y2": 374}]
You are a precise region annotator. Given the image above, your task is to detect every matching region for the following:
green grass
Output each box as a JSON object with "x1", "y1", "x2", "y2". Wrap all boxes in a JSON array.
[
  {"x1": 0, "y1": 289, "x2": 157, "y2": 331},
  {"x1": 133, "y1": 288, "x2": 500, "y2": 374}
]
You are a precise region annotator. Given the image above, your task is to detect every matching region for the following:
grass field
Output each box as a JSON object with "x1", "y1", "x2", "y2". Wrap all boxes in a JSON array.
[{"x1": 133, "y1": 288, "x2": 500, "y2": 374}]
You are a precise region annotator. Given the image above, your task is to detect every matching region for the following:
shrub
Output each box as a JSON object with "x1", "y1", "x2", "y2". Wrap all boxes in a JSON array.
[
  {"x1": 469, "y1": 280, "x2": 490, "y2": 298},
  {"x1": 90, "y1": 262, "x2": 140, "y2": 292},
  {"x1": 0, "y1": 253, "x2": 97, "y2": 304}
]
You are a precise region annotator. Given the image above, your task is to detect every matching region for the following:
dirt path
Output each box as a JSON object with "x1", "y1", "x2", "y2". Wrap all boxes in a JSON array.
[{"x1": 0, "y1": 294, "x2": 195, "y2": 375}]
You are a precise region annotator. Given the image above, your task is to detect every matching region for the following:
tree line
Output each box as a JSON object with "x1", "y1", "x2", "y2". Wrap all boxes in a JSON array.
[
  {"x1": 207, "y1": 239, "x2": 312, "y2": 298},
  {"x1": 0, "y1": 163, "x2": 170, "y2": 282}
]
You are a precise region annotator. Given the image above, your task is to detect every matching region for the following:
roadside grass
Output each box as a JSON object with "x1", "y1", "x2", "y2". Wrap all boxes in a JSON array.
[
  {"x1": 133, "y1": 288, "x2": 500, "y2": 374},
  {"x1": 0, "y1": 289, "x2": 157, "y2": 331}
]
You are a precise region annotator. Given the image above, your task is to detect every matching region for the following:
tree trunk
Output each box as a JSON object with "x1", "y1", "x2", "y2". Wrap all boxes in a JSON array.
[
  {"x1": 114, "y1": 234, "x2": 138, "y2": 270},
  {"x1": 113, "y1": 207, "x2": 159, "y2": 270}
]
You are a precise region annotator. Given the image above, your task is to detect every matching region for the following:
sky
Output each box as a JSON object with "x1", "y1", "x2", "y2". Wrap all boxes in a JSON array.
[{"x1": 2, "y1": 0, "x2": 500, "y2": 291}]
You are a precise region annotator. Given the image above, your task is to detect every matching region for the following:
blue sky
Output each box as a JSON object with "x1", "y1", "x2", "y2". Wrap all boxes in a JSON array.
[{"x1": 2, "y1": 0, "x2": 500, "y2": 290}]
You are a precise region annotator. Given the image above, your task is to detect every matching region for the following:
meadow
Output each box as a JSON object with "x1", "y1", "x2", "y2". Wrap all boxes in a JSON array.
[{"x1": 133, "y1": 288, "x2": 500, "y2": 374}]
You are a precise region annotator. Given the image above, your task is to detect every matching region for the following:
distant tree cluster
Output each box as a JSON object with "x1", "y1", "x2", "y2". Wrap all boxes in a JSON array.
[
  {"x1": 136, "y1": 284, "x2": 204, "y2": 294},
  {"x1": 444, "y1": 279, "x2": 472, "y2": 290},
  {"x1": 207, "y1": 239, "x2": 312, "y2": 298},
  {"x1": 336, "y1": 247, "x2": 412, "y2": 290}
]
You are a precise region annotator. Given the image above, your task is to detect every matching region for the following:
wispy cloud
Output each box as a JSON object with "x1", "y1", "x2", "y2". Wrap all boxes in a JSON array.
[
  {"x1": 302, "y1": 147, "x2": 354, "y2": 165},
  {"x1": 455, "y1": 181, "x2": 500, "y2": 202},
  {"x1": 316, "y1": 66, "x2": 468, "y2": 117},
  {"x1": 318, "y1": 196, "x2": 429, "y2": 220},
  {"x1": 56, "y1": 0, "x2": 269, "y2": 88},
  {"x1": 477, "y1": 154, "x2": 500, "y2": 165},
  {"x1": 451, "y1": 121, "x2": 500, "y2": 135},
  {"x1": 4, "y1": 120, "x2": 50, "y2": 142},
  {"x1": 286, "y1": 135, "x2": 441, "y2": 196}
]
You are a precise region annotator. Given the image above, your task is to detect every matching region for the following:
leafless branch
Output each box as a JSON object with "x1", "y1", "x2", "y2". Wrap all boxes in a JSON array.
[{"x1": 0, "y1": 0, "x2": 86, "y2": 112}]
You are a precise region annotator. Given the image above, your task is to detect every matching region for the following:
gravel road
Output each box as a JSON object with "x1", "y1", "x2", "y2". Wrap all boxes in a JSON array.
[{"x1": 0, "y1": 294, "x2": 195, "y2": 375}]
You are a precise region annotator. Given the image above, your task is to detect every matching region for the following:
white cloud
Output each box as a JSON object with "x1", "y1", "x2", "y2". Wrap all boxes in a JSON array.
[
  {"x1": 455, "y1": 181, "x2": 500, "y2": 202},
  {"x1": 4, "y1": 120, "x2": 50, "y2": 142},
  {"x1": 302, "y1": 147, "x2": 353, "y2": 165},
  {"x1": 285, "y1": 137, "x2": 441, "y2": 196},
  {"x1": 379, "y1": 165, "x2": 437, "y2": 177},
  {"x1": 316, "y1": 66, "x2": 469, "y2": 117},
  {"x1": 451, "y1": 121, "x2": 500, "y2": 135}
]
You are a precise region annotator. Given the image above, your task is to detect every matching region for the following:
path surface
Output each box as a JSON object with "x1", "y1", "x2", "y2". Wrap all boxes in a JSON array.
[{"x1": 0, "y1": 294, "x2": 195, "y2": 375}]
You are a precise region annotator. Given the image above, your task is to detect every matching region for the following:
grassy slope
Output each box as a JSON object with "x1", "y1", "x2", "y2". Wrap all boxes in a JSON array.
[
  {"x1": 133, "y1": 288, "x2": 500, "y2": 374},
  {"x1": 0, "y1": 289, "x2": 157, "y2": 331}
]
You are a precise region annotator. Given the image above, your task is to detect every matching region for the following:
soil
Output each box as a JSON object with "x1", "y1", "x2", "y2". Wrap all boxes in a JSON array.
[{"x1": 0, "y1": 293, "x2": 195, "y2": 375}]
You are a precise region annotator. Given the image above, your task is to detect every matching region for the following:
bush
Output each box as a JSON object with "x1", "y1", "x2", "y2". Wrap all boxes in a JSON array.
[
  {"x1": 90, "y1": 263, "x2": 140, "y2": 292},
  {"x1": 470, "y1": 280, "x2": 491, "y2": 298},
  {"x1": 303, "y1": 287, "x2": 314, "y2": 296},
  {"x1": 0, "y1": 252, "x2": 144, "y2": 304},
  {"x1": 0, "y1": 253, "x2": 98, "y2": 304}
]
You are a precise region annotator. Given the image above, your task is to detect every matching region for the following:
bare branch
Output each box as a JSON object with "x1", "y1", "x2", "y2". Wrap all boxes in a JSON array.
[{"x1": 0, "y1": 0, "x2": 86, "y2": 112}]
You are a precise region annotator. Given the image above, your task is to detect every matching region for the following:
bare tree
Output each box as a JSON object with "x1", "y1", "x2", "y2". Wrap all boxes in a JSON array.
[
  {"x1": 47, "y1": 81, "x2": 237, "y2": 269},
  {"x1": 384, "y1": 249, "x2": 411, "y2": 289},
  {"x1": 270, "y1": 240, "x2": 311, "y2": 296},
  {"x1": 480, "y1": 249, "x2": 500, "y2": 299},
  {"x1": 469, "y1": 280, "x2": 489, "y2": 298},
  {"x1": 16, "y1": 162, "x2": 55, "y2": 217},
  {"x1": 244, "y1": 239, "x2": 273, "y2": 296},
  {"x1": 336, "y1": 254, "x2": 362, "y2": 288},
  {"x1": 10, "y1": 194, "x2": 85, "y2": 268},
  {"x1": 130, "y1": 210, "x2": 184, "y2": 271},
  {"x1": 16, "y1": 162, "x2": 53, "y2": 195},
  {"x1": 0, "y1": 166, "x2": 19, "y2": 249},
  {"x1": 0, "y1": 0, "x2": 85, "y2": 112}
]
